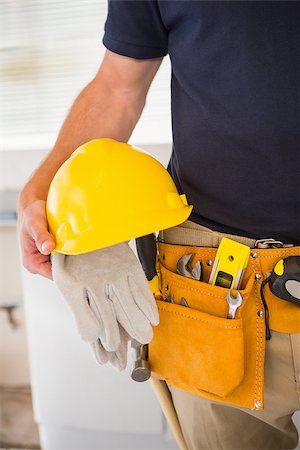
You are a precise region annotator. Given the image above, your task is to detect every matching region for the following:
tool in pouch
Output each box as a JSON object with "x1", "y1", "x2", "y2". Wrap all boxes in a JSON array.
[
  {"x1": 151, "y1": 253, "x2": 202, "y2": 308},
  {"x1": 259, "y1": 255, "x2": 300, "y2": 340},
  {"x1": 176, "y1": 238, "x2": 251, "y2": 319},
  {"x1": 176, "y1": 253, "x2": 203, "y2": 307},
  {"x1": 226, "y1": 291, "x2": 243, "y2": 319},
  {"x1": 209, "y1": 238, "x2": 299, "y2": 338},
  {"x1": 253, "y1": 239, "x2": 298, "y2": 340},
  {"x1": 208, "y1": 238, "x2": 251, "y2": 320},
  {"x1": 176, "y1": 253, "x2": 203, "y2": 281},
  {"x1": 175, "y1": 238, "x2": 298, "y2": 334},
  {"x1": 208, "y1": 238, "x2": 250, "y2": 289},
  {"x1": 268, "y1": 257, "x2": 300, "y2": 305}
]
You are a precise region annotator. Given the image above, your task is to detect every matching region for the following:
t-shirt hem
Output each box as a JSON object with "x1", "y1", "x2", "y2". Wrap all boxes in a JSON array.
[{"x1": 103, "y1": 34, "x2": 168, "y2": 59}]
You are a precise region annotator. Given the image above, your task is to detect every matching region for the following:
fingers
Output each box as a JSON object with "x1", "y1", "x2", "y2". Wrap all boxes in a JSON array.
[
  {"x1": 108, "y1": 280, "x2": 154, "y2": 345},
  {"x1": 35, "y1": 258, "x2": 53, "y2": 280},
  {"x1": 88, "y1": 286, "x2": 121, "y2": 351},
  {"x1": 91, "y1": 326, "x2": 129, "y2": 372},
  {"x1": 23, "y1": 238, "x2": 52, "y2": 279},
  {"x1": 52, "y1": 254, "x2": 102, "y2": 342},
  {"x1": 20, "y1": 228, "x2": 53, "y2": 278},
  {"x1": 22, "y1": 200, "x2": 55, "y2": 253},
  {"x1": 107, "y1": 326, "x2": 130, "y2": 371},
  {"x1": 52, "y1": 253, "x2": 121, "y2": 350},
  {"x1": 128, "y1": 272, "x2": 159, "y2": 326},
  {"x1": 18, "y1": 200, "x2": 56, "y2": 278},
  {"x1": 91, "y1": 340, "x2": 109, "y2": 365}
]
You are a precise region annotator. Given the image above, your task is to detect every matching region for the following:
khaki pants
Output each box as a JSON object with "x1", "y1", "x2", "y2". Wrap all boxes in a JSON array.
[{"x1": 159, "y1": 221, "x2": 300, "y2": 450}]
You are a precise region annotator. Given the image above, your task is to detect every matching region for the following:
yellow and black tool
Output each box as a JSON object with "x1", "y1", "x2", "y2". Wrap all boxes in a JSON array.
[
  {"x1": 209, "y1": 237, "x2": 250, "y2": 289},
  {"x1": 268, "y1": 256, "x2": 300, "y2": 306},
  {"x1": 136, "y1": 233, "x2": 160, "y2": 295},
  {"x1": 260, "y1": 256, "x2": 300, "y2": 341}
]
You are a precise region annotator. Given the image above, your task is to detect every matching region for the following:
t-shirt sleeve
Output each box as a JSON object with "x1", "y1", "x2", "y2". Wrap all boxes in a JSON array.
[{"x1": 102, "y1": 0, "x2": 168, "y2": 59}]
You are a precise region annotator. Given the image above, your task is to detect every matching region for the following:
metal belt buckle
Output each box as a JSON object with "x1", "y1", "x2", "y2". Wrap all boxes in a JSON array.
[
  {"x1": 255, "y1": 238, "x2": 294, "y2": 249},
  {"x1": 254, "y1": 238, "x2": 284, "y2": 249}
]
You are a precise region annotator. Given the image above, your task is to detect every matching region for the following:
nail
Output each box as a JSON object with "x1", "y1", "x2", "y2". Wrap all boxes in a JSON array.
[{"x1": 41, "y1": 240, "x2": 53, "y2": 254}]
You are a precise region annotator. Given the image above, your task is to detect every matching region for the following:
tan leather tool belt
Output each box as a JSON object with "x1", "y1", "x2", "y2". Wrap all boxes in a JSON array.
[{"x1": 148, "y1": 222, "x2": 300, "y2": 411}]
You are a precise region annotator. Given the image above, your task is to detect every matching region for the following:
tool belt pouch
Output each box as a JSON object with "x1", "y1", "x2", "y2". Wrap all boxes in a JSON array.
[{"x1": 149, "y1": 242, "x2": 265, "y2": 411}]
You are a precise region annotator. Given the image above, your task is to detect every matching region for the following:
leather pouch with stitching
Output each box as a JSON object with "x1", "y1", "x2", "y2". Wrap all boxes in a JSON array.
[{"x1": 149, "y1": 242, "x2": 265, "y2": 411}]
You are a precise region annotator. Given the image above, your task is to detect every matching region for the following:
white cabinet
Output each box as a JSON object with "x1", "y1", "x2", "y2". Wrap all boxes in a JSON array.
[
  {"x1": 0, "y1": 221, "x2": 22, "y2": 308},
  {"x1": 0, "y1": 214, "x2": 31, "y2": 386},
  {"x1": 22, "y1": 269, "x2": 177, "y2": 450}
]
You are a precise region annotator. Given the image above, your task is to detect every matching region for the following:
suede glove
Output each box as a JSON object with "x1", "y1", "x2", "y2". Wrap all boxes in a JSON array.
[
  {"x1": 90, "y1": 324, "x2": 130, "y2": 371},
  {"x1": 52, "y1": 242, "x2": 159, "y2": 369}
]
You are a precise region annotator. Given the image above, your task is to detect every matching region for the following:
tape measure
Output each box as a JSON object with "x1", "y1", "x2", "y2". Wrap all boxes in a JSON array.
[{"x1": 268, "y1": 256, "x2": 300, "y2": 306}]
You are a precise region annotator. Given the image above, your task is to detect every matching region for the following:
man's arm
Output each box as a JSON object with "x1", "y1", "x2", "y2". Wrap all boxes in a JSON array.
[{"x1": 18, "y1": 50, "x2": 163, "y2": 279}]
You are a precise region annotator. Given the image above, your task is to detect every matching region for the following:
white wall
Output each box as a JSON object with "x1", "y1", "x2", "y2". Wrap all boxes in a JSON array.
[{"x1": 0, "y1": 143, "x2": 172, "y2": 192}]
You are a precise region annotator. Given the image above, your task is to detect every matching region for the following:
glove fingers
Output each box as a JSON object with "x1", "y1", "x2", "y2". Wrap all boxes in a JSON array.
[
  {"x1": 108, "y1": 325, "x2": 130, "y2": 372},
  {"x1": 91, "y1": 340, "x2": 109, "y2": 365},
  {"x1": 75, "y1": 294, "x2": 104, "y2": 342},
  {"x1": 91, "y1": 327, "x2": 129, "y2": 371},
  {"x1": 129, "y1": 272, "x2": 159, "y2": 326},
  {"x1": 88, "y1": 287, "x2": 121, "y2": 352},
  {"x1": 109, "y1": 280, "x2": 153, "y2": 344},
  {"x1": 52, "y1": 253, "x2": 101, "y2": 342}
]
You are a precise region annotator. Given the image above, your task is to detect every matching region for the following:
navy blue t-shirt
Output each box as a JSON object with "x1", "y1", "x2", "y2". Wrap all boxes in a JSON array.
[{"x1": 103, "y1": 1, "x2": 300, "y2": 244}]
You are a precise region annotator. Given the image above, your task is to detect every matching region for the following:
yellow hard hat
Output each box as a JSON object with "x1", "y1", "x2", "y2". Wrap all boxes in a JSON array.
[{"x1": 46, "y1": 138, "x2": 193, "y2": 255}]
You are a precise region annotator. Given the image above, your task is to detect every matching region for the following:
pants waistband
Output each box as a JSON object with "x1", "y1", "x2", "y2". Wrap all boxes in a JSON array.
[{"x1": 159, "y1": 221, "x2": 258, "y2": 248}]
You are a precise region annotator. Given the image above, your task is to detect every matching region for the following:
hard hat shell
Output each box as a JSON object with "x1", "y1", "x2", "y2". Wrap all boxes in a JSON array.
[{"x1": 47, "y1": 138, "x2": 193, "y2": 255}]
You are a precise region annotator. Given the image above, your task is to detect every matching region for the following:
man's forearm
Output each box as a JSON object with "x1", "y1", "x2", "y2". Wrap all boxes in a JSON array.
[{"x1": 19, "y1": 77, "x2": 144, "y2": 208}]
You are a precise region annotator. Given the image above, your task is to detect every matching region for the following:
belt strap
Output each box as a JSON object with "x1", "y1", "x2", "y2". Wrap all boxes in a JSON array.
[{"x1": 159, "y1": 220, "x2": 257, "y2": 248}]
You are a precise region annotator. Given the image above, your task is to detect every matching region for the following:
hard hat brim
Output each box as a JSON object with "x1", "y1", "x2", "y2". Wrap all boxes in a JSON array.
[{"x1": 53, "y1": 205, "x2": 193, "y2": 255}]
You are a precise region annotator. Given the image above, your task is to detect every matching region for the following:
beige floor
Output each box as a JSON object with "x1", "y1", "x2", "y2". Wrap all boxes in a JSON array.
[{"x1": 0, "y1": 385, "x2": 40, "y2": 449}]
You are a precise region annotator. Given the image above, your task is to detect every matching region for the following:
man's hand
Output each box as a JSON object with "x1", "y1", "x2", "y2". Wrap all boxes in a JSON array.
[{"x1": 18, "y1": 199, "x2": 56, "y2": 279}]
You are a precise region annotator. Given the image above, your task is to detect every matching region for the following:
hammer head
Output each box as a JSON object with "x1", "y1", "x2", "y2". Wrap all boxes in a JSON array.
[{"x1": 131, "y1": 360, "x2": 151, "y2": 382}]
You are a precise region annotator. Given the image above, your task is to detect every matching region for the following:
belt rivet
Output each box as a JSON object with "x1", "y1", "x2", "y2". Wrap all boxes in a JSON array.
[
  {"x1": 206, "y1": 260, "x2": 213, "y2": 266},
  {"x1": 251, "y1": 252, "x2": 258, "y2": 258},
  {"x1": 255, "y1": 273, "x2": 262, "y2": 281},
  {"x1": 254, "y1": 401, "x2": 261, "y2": 409},
  {"x1": 257, "y1": 310, "x2": 264, "y2": 318}
]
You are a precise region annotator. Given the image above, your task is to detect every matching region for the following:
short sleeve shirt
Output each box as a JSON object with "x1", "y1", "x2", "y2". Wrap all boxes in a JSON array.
[{"x1": 103, "y1": 1, "x2": 300, "y2": 244}]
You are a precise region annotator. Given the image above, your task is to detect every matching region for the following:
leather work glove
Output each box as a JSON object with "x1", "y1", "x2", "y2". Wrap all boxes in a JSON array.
[
  {"x1": 91, "y1": 323, "x2": 131, "y2": 371},
  {"x1": 52, "y1": 242, "x2": 159, "y2": 370}
]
